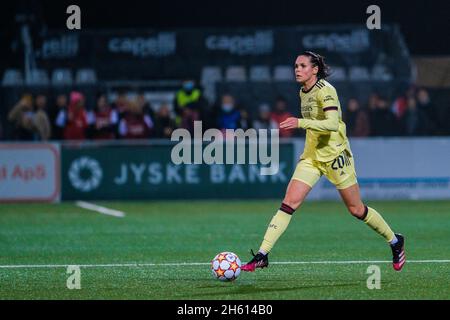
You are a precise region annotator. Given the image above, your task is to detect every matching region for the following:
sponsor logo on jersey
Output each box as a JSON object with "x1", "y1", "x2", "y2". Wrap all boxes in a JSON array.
[{"x1": 324, "y1": 95, "x2": 335, "y2": 102}]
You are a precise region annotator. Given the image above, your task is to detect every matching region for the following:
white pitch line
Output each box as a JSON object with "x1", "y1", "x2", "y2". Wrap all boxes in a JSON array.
[
  {"x1": 0, "y1": 260, "x2": 449, "y2": 269},
  {"x1": 273, "y1": 260, "x2": 450, "y2": 265},
  {"x1": 75, "y1": 201, "x2": 125, "y2": 218}
]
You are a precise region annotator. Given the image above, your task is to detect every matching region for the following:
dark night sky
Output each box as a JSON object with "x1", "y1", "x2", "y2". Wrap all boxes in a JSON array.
[{"x1": 1, "y1": 0, "x2": 449, "y2": 55}]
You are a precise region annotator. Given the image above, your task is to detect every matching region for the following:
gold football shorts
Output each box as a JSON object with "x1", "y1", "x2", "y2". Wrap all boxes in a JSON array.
[{"x1": 292, "y1": 149, "x2": 357, "y2": 189}]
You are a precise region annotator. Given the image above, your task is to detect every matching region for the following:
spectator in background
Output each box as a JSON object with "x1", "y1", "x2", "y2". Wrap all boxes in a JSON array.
[
  {"x1": 174, "y1": 79, "x2": 205, "y2": 128},
  {"x1": 33, "y1": 94, "x2": 51, "y2": 141},
  {"x1": 51, "y1": 94, "x2": 68, "y2": 140},
  {"x1": 180, "y1": 105, "x2": 200, "y2": 134},
  {"x1": 444, "y1": 103, "x2": 450, "y2": 135},
  {"x1": 7, "y1": 94, "x2": 35, "y2": 140},
  {"x1": 118, "y1": 100, "x2": 153, "y2": 139},
  {"x1": 392, "y1": 86, "x2": 416, "y2": 119},
  {"x1": 239, "y1": 109, "x2": 253, "y2": 130},
  {"x1": 253, "y1": 103, "x2": 277, "y2": 131},
  {"x1": 112, "y1": 90, "x2": 129, "y2": 120},
  {"x1": 136, "y1": 92, "x2": 155, "y2": 120},
  {"x1": 344, "y1": 98, "x2": 370, "y2": 137},
  {"x1": 371, "y1": 96, "x2": 399, "y2": 136},
  {"x1": 399, "y1": 97, "x2": 428, "y2": 136},
  {"x1": 270, "y1": 96, "x2": 294, "y2": 138},
  {"x1": 154, "y1": 103, "x2": 176, "y2": 138},
  {"x1": 217, "y1": 94, "x2": 241, "y2": 131},
  {"x1": 366, "y1": 93, "x2": 379, "y2": 135},
  {"x1": 416, "y1": 88, "x2": 438, "y2": 135},
  {"x1": 64, "y1": 91, "x2": 89, "y2": 140},
  {"x1": 90, "y1": 93, "x2": 118, "y2": 140}
]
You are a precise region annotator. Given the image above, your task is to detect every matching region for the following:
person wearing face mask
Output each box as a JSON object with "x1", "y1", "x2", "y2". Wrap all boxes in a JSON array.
[
  {"x1": 217, "y1": 94, "x2": 241, "y2": 132},
  {"x1": 174, "y1": 79, "x2": 205, "y2": 129}
]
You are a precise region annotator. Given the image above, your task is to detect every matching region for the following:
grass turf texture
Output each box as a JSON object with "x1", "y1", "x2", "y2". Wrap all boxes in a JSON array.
[{"x1": 0, "y1": 200, "x2": 449, "y2": 299}]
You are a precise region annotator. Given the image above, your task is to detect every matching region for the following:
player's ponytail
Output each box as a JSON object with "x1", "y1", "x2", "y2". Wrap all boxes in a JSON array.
[{"x1": 302, "y1": 51, "x2": 330, "y2": 79}]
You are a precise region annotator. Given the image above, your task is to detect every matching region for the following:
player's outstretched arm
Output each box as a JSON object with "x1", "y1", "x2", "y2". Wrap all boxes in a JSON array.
[
  {"x1": 279, "y1": 109, "x2": 339, "y2": 132},
  {"x1": 298, "y1": 109, "x2": 339, "y2": 132}
]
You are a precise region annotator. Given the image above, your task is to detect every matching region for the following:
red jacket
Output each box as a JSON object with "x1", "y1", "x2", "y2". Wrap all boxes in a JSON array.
[
  {"x1": 64, "y1": 106, "x2": 88, "y2": 140},
  {"x1": 120, "y1": 114, "x2": 152, "y2": 139},
  {"x1": 93, "y1": 109, "x2": 116, "y2": 140}
]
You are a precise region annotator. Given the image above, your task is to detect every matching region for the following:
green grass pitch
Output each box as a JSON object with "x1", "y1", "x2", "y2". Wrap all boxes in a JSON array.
[{"x1": 0, "y1": 200, "x2": 449, "y2": 299}]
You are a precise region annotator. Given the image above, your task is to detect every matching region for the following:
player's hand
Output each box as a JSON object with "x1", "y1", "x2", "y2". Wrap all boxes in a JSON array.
[{"x1": 279, "y1": 117, "x2": 299, "y2": 130}]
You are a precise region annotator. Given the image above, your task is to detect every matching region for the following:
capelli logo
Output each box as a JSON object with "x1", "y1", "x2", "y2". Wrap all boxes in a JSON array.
[
  {"x1": 302, "y1": 30, "x2": 370, "y2": 53},
  {"x1": 108, "y1": 33, "x2": 176, "y2": 57},
  {"x1": 36, "y1": 35, "x2": 79, "y2": 59},
  {"x1": 205, "y1": 31, "x2": 273, "y2": 55}
]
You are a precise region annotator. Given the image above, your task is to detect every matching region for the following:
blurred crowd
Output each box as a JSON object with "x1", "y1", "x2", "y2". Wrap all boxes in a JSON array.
[
  {"x1": 345, "y1": 87, "x2": 441, "y2": 137},
  {"x1": 3, "y1": 80, "x2": 445, "y2": 142}
]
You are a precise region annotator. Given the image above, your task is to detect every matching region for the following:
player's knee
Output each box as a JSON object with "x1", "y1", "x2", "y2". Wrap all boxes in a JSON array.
[{"x1": 348, "y1": 204, "x2": 367, "y2": 220}]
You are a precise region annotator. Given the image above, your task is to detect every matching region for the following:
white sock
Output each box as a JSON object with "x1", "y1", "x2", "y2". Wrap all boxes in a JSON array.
[
  {"x1": 389, "y1": 235, "x2": 398, "y2": 245},
  {"x1": 258, "y1": 249, "x2": 267, "y2": 256}
]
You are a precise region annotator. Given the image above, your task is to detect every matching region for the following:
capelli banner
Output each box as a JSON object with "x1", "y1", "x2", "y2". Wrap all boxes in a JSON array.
[{"x1": 12, "y1": 25, "x2": 411, "y2": 82}]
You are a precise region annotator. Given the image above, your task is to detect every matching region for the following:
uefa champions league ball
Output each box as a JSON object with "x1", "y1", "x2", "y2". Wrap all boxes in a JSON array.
[{"x1": 211, "y1": 252, "x2": 241, "y2": 281}]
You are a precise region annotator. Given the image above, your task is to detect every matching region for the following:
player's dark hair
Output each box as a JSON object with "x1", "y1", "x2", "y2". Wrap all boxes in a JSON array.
[{"x1": 301, "y1": 51, "x2": 330, "y2": 79}]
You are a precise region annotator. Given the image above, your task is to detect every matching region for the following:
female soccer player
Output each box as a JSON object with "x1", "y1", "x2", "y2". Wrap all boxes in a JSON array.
[{"x1": 241, "y1": 51, "x2": 406, "y2": 272}]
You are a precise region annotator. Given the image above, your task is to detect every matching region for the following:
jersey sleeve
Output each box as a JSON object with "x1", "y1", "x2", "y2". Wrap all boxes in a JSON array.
[
  {"x1": 297, "y1": 110, "x2": 339, "y2": 132},
  {"x1": 317, "y1": 85, "x2": 339, "y2": 111}
]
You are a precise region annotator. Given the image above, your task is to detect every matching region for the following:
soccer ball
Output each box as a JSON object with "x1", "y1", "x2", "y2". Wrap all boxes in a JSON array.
[{"x1": 211, "y1": 252, "x2": 241, "y2": 281}]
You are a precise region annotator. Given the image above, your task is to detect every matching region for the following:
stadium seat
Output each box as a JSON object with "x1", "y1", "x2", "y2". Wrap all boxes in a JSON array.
[
  {"x1": 107, "y1": 92, "x2": 118, "y2": 104},
  {"x1": 75, "y1": 68, "x2": 98, "y2": 84},
  {"x1": 1, "y1": 69, "x2": 23, "y2": 86},
  {"x1": 200, "y1": 66, "x2": 223, "y2": 84},
  {"x1": 144, "y1": 91, "x2": 175, "y2": 112},
  {"x1": 225, "y1": 66, "x2": 247, "y2": 82},
  {"x1": 249, "y1": 65, "x2": 271, "y2": 82},
  {"x1": 51, "y1": 68, "x2": 73, "y2": 86},
  {"x1": 26, "y1": 69, "x2": 49, "y2": 86},
  {"x1": 328, "y1": 66, "x2": 347, "y2": 81},
  {"x1": 372, "y1": 64, "x2": 393, "y2": 81},
  {"x1": 349, "y1": 66, "x2": 370, "y2": 81},
  {"x1": 273, "y1": 65, "x2": 294, "y2": 81}
]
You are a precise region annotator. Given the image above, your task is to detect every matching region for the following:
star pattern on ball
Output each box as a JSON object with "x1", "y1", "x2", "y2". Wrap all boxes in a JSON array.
[
  {"x1": 217, "y1": 254, "x2": 227, "y2": 263},
  {"x1": 215, "y1": 268, "x2": 225, "y2": 277},
  {"x1": 229, "y1": 261, "x2": 239, "y2": 272}
]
